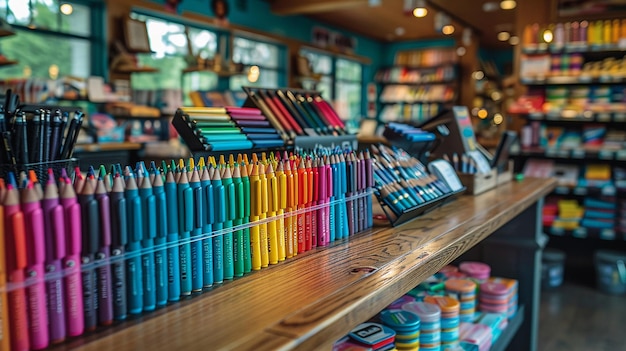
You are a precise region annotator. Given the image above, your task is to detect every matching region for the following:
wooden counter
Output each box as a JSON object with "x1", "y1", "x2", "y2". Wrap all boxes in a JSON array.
[{"x1": 62, "y1": 177, "x2": 556, "y2": 351}]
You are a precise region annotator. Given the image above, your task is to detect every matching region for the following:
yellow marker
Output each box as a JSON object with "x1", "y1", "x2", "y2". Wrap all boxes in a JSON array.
[
  {"x1": 178, "y1": 158, "x2": 185, "y2": 171},
  {"x1": 266, "y1": 163, "x2": 279, "y2": 264},
  {"x1": 251, "y1": 153, "x2": 259, "y2": 164},
  {"x1": 219, "y1": 154, "x2": 226, "y2": 167},
  {"x1": 258, "y1": 163, "x2": 269, "y2": 268},
  {"x1": 275, "y1": 161, "x2": 287, "y2": 261},
  {"x1": 209, "y1": 156, "x2": 217, "y2": 168},
  {"x1": 197, "y1": 157, "x2": 205, "y2": 169},
  {"x1": 189, "y1": 157, "x2": 196, "y2": 170},
  {"x1": 228, "y1": 154, "x2": 235, "y2": 168},
  {"x1": 249, "y1": 163, "x2": 262, "y2": 270},
  {"x1": 283, "y1": 159, "x2": 295, "y2": 258}
]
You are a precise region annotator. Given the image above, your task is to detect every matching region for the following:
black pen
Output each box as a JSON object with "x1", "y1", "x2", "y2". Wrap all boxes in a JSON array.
[
  {"x1": 49, "y1": 110, "x2": 62, "y2": 161},
  {"x1": 78, "y1": 177, "x2": 99, "y2": 331},
  {"x1": 2, "y1": 131, "x2": 15, "y2": 164},
  {"x1": 13, "y1": 111, "x2": 29, "y2": 164},
  {"x1": 29, "y1": 110, "x2": 42, "y2": 164},
  {"x1": 43, "y1": 109, "x2": 52, "y2": 162},
  {"x1": 58, "y1": 111, "x2": 68, "y2": 156}
]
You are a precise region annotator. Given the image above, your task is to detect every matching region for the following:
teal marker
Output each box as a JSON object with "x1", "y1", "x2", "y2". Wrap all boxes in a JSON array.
[
  {"x1": 164, "y1": 170, "x2": 181, "y2": 301},
  {"x1": 231, "y1": 164, "x2": 245, "y2": 277},
  {"x1": 137, "y1": 163, "x2": 157, "y2": 311},
  {"x1": 188, "y1": 164, "x2": 205, "y2": 292},
  {"x1": 221, "y1": 166, "x2": 235, "y2": 280},
  {"x1": 240, "y1": 162, "x2": 252, "y2": 274},
  {"x1": 199, "y1": 164, "x2": 214, "y2": 288},
  {"x1": 151, "y1": 166, "x2": 169, "y2": 306},
  {"x1": 211, "y1": 167, "x2": 225, "y2": 283},
  {"x1": 124, "y1": 168, "x2": 143, "y2": 314},
  {"x1": 177, "y1": 170, "x2": 193, "y2": 296}
]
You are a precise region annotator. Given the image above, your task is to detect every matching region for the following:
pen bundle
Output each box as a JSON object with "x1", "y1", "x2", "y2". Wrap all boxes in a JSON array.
[
  {"x1": 383, "y1": 123, "x2": 438, "y2": 163},
  {"x1": 0, "y1": 149, "x2": 373, "y2": 350},
  {"x1": 243, "y1": 87, "x2": 349, "y2": 140},
  {"x1": 0, "y1": 106, "x2": 83, "y2": 167},
  {"x1": 172, "y1": 106, "x2": 286, "y2": 152},
  {"x1": 371, "y1": 145, "x2": 458, "y2": 225},
  {"x1": 442, "y1": 153, "x2": 480, "y2": 175}
]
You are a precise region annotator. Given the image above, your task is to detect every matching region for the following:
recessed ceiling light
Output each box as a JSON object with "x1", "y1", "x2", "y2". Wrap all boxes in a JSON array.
[
  {"x1": 413, "y1": 0, "x2": 428, "y2": 17},
  {"x1": 497, "y1": 31, "x2": 510, "y2": 41},
  {"x1": 543, "y1": 29, "x2": 553, "y2": 43},
  {"x1": 482, "y1": 2, "x2": 500, "y2": 12},
  {"x1": 478, "y1": 109, "x2": 488, "y2": 119},
  {"x1": 500, "y1": 0, "x2": 516, "y2": 10},
  {"x1": 442, "y1": 25, "x2": 455, "y2": 35},
  {"x1": 509, "y1": 35, "x2": 520, "y2": 45}
]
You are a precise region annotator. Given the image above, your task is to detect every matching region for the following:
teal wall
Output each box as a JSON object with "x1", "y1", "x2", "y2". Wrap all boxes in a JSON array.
[{"x1": 478, "y1": 48, "x2": 513, "y2": 76}]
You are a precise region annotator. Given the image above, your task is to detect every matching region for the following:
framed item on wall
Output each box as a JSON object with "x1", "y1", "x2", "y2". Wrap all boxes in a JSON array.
[{"x1": 123, "y1": 18, "x2": 151, "y2": 53}]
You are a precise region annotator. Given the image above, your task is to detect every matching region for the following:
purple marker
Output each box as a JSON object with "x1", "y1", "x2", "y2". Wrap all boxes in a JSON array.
[
  {"x1": 60, "y1": 177, "x2": 84, "y2": 337},
  {"x1": 95, "y1": 178, "x2": 113, "y2": 325},
  {"x1": 42, "y1": 169, "x2": 67, "y2": 344}
]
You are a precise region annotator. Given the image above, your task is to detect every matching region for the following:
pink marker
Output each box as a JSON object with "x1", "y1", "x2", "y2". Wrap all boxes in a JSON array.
[
  {"x1": 316, "y1": 158, "x2": 328, "y2": 247},
  {"x1": 60, "y1": 178, "x2": 84, "y2": 337},
  {"x1": 21, "y1": 182, "x2": 49, "y2": 350}
]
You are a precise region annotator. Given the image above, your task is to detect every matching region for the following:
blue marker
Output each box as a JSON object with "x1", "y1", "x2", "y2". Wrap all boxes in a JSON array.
[
  {"x1": 137, "y1": 163, "x2": 156, "y2": 311},
  {"x1": 221, "y1": 166, "x2": 235, "y2": 280},
  {"x1": 199, "y1": 163, "x2": 214, "y2": 288},
  {"x1": 151, "y1": 166, "x2": 169, "y2": 306},
  {"x1": 176, "y1": 168, "x2": 193, "y2": 296},
  {"x1": 188, "y1": 162, "x2": 204, "y2": 292},
  {"x1": 211, "y1": 167, "x2": 225, "y2": 284},
  {"x1": 124, "y1": 167, "x2": 143, "y2": 314},
  {"x1": 164, "y1": 169, "x2": 181, "y2": 301}
]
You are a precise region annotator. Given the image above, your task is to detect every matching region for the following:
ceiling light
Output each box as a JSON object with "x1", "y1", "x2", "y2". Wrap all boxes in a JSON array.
[
  {"x1": 477, "y1": 109, "x2": 488, "y2": 119},
  {"x1": 60, "y1": 3, "x2": 73, "y2": 15},
  {"x1": 493, "y1": 113, "x2": 504, "y2": 124},
  {"x1": 442, "y1": 25, "x2": 455, "y2": 35},
  {"x1": 472, "y1": 71, "x2": 485, "y2": 80},
  {"x1": 500, "y1": 0, "x2": 516, "y2": 10},
  {"x1": 509, "y1": 35, "x2": 520, "y2": 45},
  {"x1": 543, "y1": 29, "x2": 553, "y2": 43},
  {"x1": 412, "y1": 0, "x2": 428, "y2": 17},
  {"x1": 413, "y1": 7, "x2": 428, "y2": 17},
  {"x1": 497, "y1": 31, "x2": 510, "y2": 41}
]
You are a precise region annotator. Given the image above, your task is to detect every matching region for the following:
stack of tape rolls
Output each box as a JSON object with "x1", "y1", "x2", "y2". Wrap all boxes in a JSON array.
[
  {"x1": 424, "y1": 296, "x2": 460, "y2": 351},
  {"x1": 483, "y1": 277, "x2": 519, "y2": 318},
  {"x1": 402, "y1": 301, "x2": 441, "y2": 351},
  {"x1": 380, "y1": 309, "x2": 421, "y2": 351},
  {"x1": 445, "y1": 279, "x2": 477, "y2": 322},
  {"x1": 459, "y1": 262, "x2": 491, "y2": 282}
]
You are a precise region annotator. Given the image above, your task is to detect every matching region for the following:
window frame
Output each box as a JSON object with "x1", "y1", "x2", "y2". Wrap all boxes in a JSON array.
[{"x1": 229, "y1": 34, "x2": 287, "y2": 91}]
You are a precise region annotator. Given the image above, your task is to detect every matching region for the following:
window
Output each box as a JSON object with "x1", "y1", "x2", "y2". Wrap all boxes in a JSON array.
[
  {"x1": 0, "y1": 0, "x2": 100, "y2": 80},
  {"x1": 230, "y1": 37, "x2": 284, "y2": 91},
  {"x1": 300, "y1": 49, "x2": 363, "y2": 131},
  {"x1": 130, "y1": 12, "x2": 220, "y2": 105}
]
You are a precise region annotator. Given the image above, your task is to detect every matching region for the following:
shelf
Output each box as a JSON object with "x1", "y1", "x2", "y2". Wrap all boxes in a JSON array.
[
  {"x1": 520, "y1": 111, "x2": 626, "y2": 123},
  {"x1": 522, "y1": 45, "x2": 626, "y2": 55},
  {"x1": 182, "y1": 67, "x2": 243, "y2": 76},
  {"x1": 490, "y1": 305, "x2": 525, "y2": 351},
  {"x1": 378, "y1": 63, "x2": 457, "y2": 70},
  {"x1": 68, "y1": 178, "x2": 556, "y2": 351},
  {"x1": 553, "y1": 184, "x2": 618, "y2": 197},
  {"x1": 110, "y1": 114, "x2": 171, "y2": 120},
  {"x1": 375, "y1": 79, "x2": 457, "y2": 86},
  {"x1": 545, "y1": 226, "x2": 618, "y2": 240},
  {"x1": 112, "y1": 66, "x2": 160, "y2": 74},
  {"x1": 73, "y1": 141, "x2": 143, "y2": 153},
  {"x1": 380, "y1": 100, "x2": 455, "y2": 105},
  {"x1": 512, "y1": 148, "x2": 626, "y2": 162},
  {"x1": 521, "y1": 76, "x2": 626, "y2": 85},
  {"x1": 0, "y1": 59, "x2": 18, "y2": 67}
]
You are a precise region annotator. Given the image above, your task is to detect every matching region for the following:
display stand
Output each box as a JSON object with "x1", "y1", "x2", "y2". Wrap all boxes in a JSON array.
[{"x1": 375, "y1": 187, "x2": 465, "y2": 227}]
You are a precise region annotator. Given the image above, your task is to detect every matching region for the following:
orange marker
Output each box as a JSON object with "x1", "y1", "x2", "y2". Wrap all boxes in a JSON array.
[
  {"x1": 0, "y1": 185, "x2": 11, "y2": 351},
  {"x1": 284, "y1": 158, "x2": 296, "y2": 258},
  {"x1": 266, "y1": 163, "x2": 279, "y2": 264},
  {"x1": 275, "y1": 161, "x2": 287, "y2": 262}
]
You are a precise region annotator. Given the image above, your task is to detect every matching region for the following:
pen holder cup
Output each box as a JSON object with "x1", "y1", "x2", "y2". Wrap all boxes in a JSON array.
[
  {"x1": 496, "y1": 160, "x2": 514, "y2": 186},
  {"x1": 0, "y1": 158, "x2": 79, "y2": 184},
  {"x1": 457, "y1": 168, "x2": 498, "y2": 195}
]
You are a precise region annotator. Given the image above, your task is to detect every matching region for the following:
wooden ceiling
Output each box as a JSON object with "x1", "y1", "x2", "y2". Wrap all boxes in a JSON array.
[{"x1": 270, "y1": 0, "x2": 519, "y2": 48}]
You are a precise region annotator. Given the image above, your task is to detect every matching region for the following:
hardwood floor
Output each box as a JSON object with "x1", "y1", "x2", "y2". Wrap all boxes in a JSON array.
[{"x1": 538, "y1": 282, "x2": 626, "y2": 351}]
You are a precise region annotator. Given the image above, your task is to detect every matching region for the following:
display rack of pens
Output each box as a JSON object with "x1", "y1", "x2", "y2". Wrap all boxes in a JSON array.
[
  {"x1": 371, "y1": 145, "x2": 465, "y2": 227},
  {"x1": 0, "y1": 105, "x2": 84, "y2": 182},
  {"x1": 0, "y1": 147, "x2": 373, "y2": 350},
  {"x1": 241, "y1": 87, "x2": 357, "y2": 148},
  {"x1": 172, "y1": 106, "x2": 286, "y2": 152},
  {"x1": 442, "y1": 153, "x2": 498, "y2": 195},
  {"x1": 382, "y1": 122, "x2": 438, "y2": 165}
]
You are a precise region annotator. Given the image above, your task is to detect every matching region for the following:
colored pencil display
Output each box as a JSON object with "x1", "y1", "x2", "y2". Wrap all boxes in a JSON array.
[{"x1": 0, "y1": 148, "x2": 373, "y2": 346}]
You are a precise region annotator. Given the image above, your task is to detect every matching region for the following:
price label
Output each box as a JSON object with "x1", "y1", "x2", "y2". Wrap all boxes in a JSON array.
[
  {"x1": 572, "y1": 149, "x2": 585, "y2": 159},
  {"x1": 613, "y1": 113, "x2": 626, "y2": 122},
  {"x1": 555, "y1": 186, "x2": 570, "y2": 195},
  {"x1": 600, "y1": 229, "x2": 616, "y2": 240},
  {"x1": 599, "y1": 150, "x2": 614, "y2": 160},
  {"x1": 597, "y1": 113, "x2": 611, "y2": 122},
  {"x1": 573, "y1": 227, "x2": 587, "y2": 239}
]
